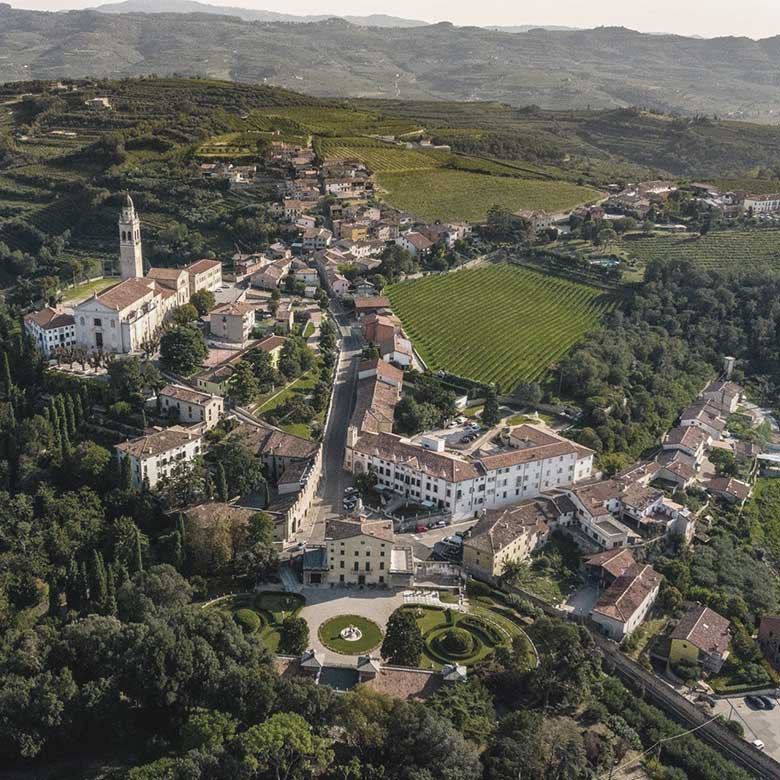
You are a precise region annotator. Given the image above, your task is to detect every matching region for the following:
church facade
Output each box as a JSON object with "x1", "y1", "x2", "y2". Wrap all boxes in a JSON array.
[{"x1": 73, "y1": 196, "x2": 222, "y2": 355}]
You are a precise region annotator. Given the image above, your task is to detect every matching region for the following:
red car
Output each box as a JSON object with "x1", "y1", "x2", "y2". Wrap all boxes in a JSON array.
[{"x1": 415, "y1": 525, "x2": 429, "y2": 533}]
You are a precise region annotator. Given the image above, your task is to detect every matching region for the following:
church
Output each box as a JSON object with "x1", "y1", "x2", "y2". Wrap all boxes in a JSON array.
[{"x1": 73, "y1": 196, "x2": 222, "y2": 354}]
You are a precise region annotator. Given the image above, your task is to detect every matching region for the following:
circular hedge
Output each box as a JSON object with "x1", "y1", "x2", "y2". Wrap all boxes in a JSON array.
[
  {"x1": 318, "y1": 614, "x2": 383, "y2": 655},
  {"x1": 424, "y1": 625, "x2": 485, "y2": 665},
  {"x1": 437, "y1": 627, "x2": 475, "y2": 657},
  {"x1": 233, "y1": 608, "x2": 262, "y2": 634}
]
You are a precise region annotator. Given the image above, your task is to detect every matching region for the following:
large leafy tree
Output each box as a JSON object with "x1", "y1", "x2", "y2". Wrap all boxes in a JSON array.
[
  {"x1": 159, "y1": 325, "x2": 207, "y2": 376},
  {"x1": 381, "y1": 608, "x2": 423, "y2": 667}
]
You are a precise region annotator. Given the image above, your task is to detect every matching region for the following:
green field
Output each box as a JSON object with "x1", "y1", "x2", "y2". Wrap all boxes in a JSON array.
[
  {"x1": 386, "y1": 263, "x2": 617, "y2": 390},
  {"x1": 617, "y1": 228, "x2": 780, "y2": 272},
  {"x1": 377, "y1": 169, "x2": 601, "y2": 222}
]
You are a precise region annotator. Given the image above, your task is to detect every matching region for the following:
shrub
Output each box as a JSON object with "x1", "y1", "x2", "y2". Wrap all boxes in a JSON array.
[
  {"x1": 233, "y1": 608, "x2": 261, "y2": 634},
  {"x1": 440, "y1": 627, "x2": 474, "y2": 656},
  {"x1": 466, "y1": 579, "x2": 491, "y2": 598},
  {"x1": 725, "y1": 719, "x2": 744, "y2": 737},
  {"x1": 460, "y1": 615, "x2": 504, "y2": 645}
]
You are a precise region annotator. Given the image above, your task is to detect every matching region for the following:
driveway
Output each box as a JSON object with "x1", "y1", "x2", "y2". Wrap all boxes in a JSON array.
[
  {"x1": 562, "y1": 584, "x2": 600, "y2": 617},
  {"x1": 713, "y1": 694, "x2": 780, "y2": 761},
  {"x1": 298, "y1": 586, "x2": 405, "y2": 663}
]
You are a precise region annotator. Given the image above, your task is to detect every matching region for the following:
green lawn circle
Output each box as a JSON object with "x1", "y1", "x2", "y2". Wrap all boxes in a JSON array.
[{"x1": 318, "y1": 614, "x2": 383, "y2": 655}]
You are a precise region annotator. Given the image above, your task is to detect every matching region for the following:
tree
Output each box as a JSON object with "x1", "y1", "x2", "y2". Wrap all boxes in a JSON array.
[
  {"x1": 206, "y1": 437, "x2": 265, "y2": 498},
  {"x1": 180, "y1": 707, "x2": 238, "y2": 751},
  {"x1": 514, "y1": 380, "x2": 542, "y2": 406},
  {"x1": 190, "y1": 289, "x2": 215, "y2": 316},
  {"x1": 237, "y1": 712, "x2": 333, "y2": 780},
  {"x1": 279, "y1": 616, "x2": 309, "y2": 655},
  {"x1": 159, "y1": 325, "x2": 207, "y2": 375},
  {"x1": 227, "y1": 360, "x2": 260, "y2": 406},
  {"x1": 482, "y1": 386, "x2": 501, "y2": 427},
  {"x1": 381, "y1": 608, "x2": 424, "y2": 666},
  {"x1": 170, "y1": 303, "x2": 199, "y2": 325}
]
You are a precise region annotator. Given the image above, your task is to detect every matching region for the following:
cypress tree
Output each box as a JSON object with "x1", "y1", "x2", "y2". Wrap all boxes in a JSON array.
[
  {"x1": 217, "y1": 463, "x2": 228, "y2": 503},
  {"x1": 120, "y1": 455, "x2": 133, "y2": 491},
  {"x1": 55, "y1": 395, "x2": 67, "y2": 429},
  {"x1": 66, "y1": 559, "x2": 80, "y2": 611},
  {"x1": 47, "y1": 575, "x2": 61, "y2": 618},
  {"x1": 113, "y1": 560, "x2": 130, "y2": 588},
  {"x1": 172, "y1": 530, "x2": 184, "y2": 570},
  {"x1": 105, "y1": 565, "x2": 117, "y2": 617},
  {"x1": 2, "y1": 351, "x2": 12, "y2": 398},
  {"x1": 74, "y1": 393, "x2": 84, "y2": 427},
  {"x1": 65, "y1": 394, "x2": 76, "y2": 437},
  {"x1": 90, "y1": 550, "x2": 108, "y2": 610},
  {"x1": 131, "y1": 528, "x2": 144, "y2": 574},
  {"x1": 79, "y1": 561, "x2": 90, "y2": 611},
  {"x1": 80, "y1": 385, "x2": 91, "y2": 420},
  {"x1": 59, "y1": 415, "x2": 70, "y2": 455}
]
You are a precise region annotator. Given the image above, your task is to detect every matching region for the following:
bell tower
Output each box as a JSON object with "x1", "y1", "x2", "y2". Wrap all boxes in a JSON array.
[{"x1": 119, "y1": 194, "x2": 143, "y2": 279}]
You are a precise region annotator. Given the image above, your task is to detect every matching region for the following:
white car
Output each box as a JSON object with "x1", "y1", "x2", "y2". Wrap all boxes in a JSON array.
[{"x1": 752, "y1": 739, "x2": 765, "y2": 751}]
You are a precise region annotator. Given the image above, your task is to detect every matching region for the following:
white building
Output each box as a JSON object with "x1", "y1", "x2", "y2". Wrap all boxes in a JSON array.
[
  {"x1": 590, "y1": 563, "x2": 662, "y2": 640},
  {"x1": 186, "y1": 259, "x2": 223, "y2": 296},
  {"x1": 119, "y1": 194, "x2": 144, "y2": 280},
  {"x1": 23, "y1": 307, "x2": 76, "y2": 357},
  {"x1": 744, "y1": 194, "x2": 780, "y2": 215},
  {"x1": 345, "y1": 424, "x2": 594, "y2": 520},
  {"x1": 158, "y1": 384, "x2": 223, "y2": 429},
  {"x1": 116, "y1": 425, "x2": 203, "y2": 489}
]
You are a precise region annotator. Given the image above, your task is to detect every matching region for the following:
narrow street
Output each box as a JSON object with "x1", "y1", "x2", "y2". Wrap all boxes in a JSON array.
[{"x1": 299, "y1": 305, "x2": 361, "y2": 543}]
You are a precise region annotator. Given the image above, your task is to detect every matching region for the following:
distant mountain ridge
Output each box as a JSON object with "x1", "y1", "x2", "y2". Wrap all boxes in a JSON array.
[
  {"x1": 1, "y1": 3, "x2": 780, "y2": 121},
  {"x1": 92, "y1": 0, "x2": 429, "y2": 27}
]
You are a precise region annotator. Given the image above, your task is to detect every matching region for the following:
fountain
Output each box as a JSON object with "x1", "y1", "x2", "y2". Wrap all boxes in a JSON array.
[{"x1": 339, "y1": 624, "x2": 363, "y2": 642}]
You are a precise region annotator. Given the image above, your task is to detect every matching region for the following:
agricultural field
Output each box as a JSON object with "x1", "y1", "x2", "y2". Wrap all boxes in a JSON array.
[
  {"x1": 617, "y1": 228, "x2": 780, "y2": 272},
  {"x1": 377, "y1": 169, "x2": 601, "y2": 223},
  {"x1": 254, "y1": 106, "x2": 419, "y2": 137},
  {"x1": 318, "y1": 140, "x2": 442, "y2": 172},
  {"x1": 386, "y1": 263, "x2": 618, "y2": 390}
]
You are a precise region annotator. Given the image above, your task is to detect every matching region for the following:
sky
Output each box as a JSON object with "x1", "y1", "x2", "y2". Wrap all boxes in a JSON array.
[{"x1": 7, "y1": 0, "x2": 780, "y2": 39}]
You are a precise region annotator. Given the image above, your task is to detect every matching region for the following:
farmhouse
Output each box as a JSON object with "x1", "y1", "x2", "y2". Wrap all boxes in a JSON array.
[
  {"x1": 209, "y1": 302, "x2": 256, "y2": 344},
  {"x1": 590, "y1": 563, "x2": 662, "y2": 640},
  {"x1": 744, "y1": 193, "x2": 780, "y2": 215},
  {"x1": 668, "y1": 604, "x2": 730, "y2": 674},
  {"x1": 679, "y1": 400, "x2": 726, "y2": 440},
  {"x1": 395, "y1": 231, "x2": 434, "y2": 257},
  {"x1": 700, "y1": 379, "x2": 741, "y2": 414}
]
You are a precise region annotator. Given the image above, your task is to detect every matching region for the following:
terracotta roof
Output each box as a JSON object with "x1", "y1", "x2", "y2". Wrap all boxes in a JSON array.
[
  {"x1": 24, "y1": 307, "x2": 74, "y2": 329},
  {"x1": 116, "y1": 425, "x2": 201, "y2": 459},
  {"x1": 585, "y1": 548, "x2": 636, "y2": 579},
  {"x1": 670, "y1": 604, "x2": 730, "y2": 656},
  {"x1": 326, "y1": 517, "x2": 395, "y2": 543},
  {"x1": 478, "y1": 440, "x2": 581, "y2": 471},
  {"x1": 358, "y1": 359, "x2": 404, "y2": 384},
  {"x1": 353, "y1": 432, "x2": 482, "y2": 483},
  {"x1": 232, "y1": 421, "x2": 317, "y2": 461},
  {"x1": 355, "y1": 296, "x2": 391, "y2": 311},
  {"x1": 255, "y1": 335, "x2": 287, "y2": 352},
  {"x1": 465, "y1": 499, "x2": 552, "y2": 555},
  {"x1": 187, "y1": 259, "x2": 221, "y2": 275},
  {"x1": 211, "y1": 302, "x2": 255, "y2": 317},
  {"x1": 664, "y1": 425, "x2": 709, "y2": 449},
  {"x1": 160, "y1": 384, "x2": 217, "y2": 406},
  {"x1": 94, "y1": 278, "x2": 155, "y2": 311},
  {"x1": 706, "y1": 476, "x2": 751, "y2": 500},
  {"x1": 592, "y1": 564, "x2": 662, "y2": 624},
  {"x1": 680, "y1": 401, "x2": 726, "y2": 431},
  {"x1": 147, "y1": 266, "x2": 187, "y2": 282},
  {"x1": 351, "y1": 376, "x2": 400, "y2": 435},
  {"x1": 402, "y1": 231, "x2": 434, "y2": 250},
  {"x1": 620, "y1": 483, "x2": 663, "y2": 512}
]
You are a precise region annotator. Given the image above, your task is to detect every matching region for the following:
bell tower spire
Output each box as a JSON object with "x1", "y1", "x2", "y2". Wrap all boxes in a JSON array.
[{"x1": 118, "y1": 193, "x2": 143, "y2": 279}]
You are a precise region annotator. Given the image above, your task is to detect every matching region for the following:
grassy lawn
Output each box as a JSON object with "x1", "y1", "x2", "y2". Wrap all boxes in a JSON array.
[
  {"x1": 510, "y1": 566, "x2": 579, "y2": 605},
  {"x1": 60, "y1": 276, "x2": 120, "y2": 303},
  {"x1": 255, "y1": 369, "x2": 318, "y2": 415},
  {"x1": 624, "y1": 616, "x2": 669, "y2": 661},
  {"x1": 463, "y1": 404, "x2": 483, "y2": 418},
  {"x1": 318, "y1": 615, "x2": 383, "y2": 655},
  {"x1": 387, "y1": 264, "x2": 618, "y2": 390},
  {"x1": 377, "y1": 168, "x2": 601, "y2": 222},
  {"x1": 303, "y1": 322, "x2": 315, "y2": 338}
]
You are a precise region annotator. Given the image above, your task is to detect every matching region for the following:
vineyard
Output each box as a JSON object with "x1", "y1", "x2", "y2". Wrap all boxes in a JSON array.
[
  {"x1": 317, "y1": 138, "x2": 443, "y2": 172},
  {"x1": 386, "y1": 263, "x2": 618, "y2": 390},
  {"x1": 377, "y1": 169, "x2": 601, "y2": 222},
  {"x1": 617, "y1": 228, "x2": 780, "y2": 272}
]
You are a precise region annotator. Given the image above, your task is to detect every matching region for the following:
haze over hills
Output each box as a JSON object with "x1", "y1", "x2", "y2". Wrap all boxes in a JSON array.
[
  {"x1": 1, "y1": 3, "x2": 780, "y2": 120},
  {"x1": 92, "y1": 0, "x2": 429, "y2": 27}
]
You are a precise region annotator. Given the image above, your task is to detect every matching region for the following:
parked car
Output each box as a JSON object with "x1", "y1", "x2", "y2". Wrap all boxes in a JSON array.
[
  {"x1": 415, "y1": 525, "x2": 429, "y2": 533},
  {"x1": 745, "y1": 695, "x2": 766, "y2": 709},
  {"x1": 460, "y1": 436, "x2": 471, "y2": 444},
  {"x1": 758, "y1": 695, "x2": 776, "y2": 710},
  {"x1": 344, "y1": 487, "x2": 359, "y2": 495},
  {"x1": 434, "y1": 520, "x2": 447, "y2": 528},
  {"x1": 752, "y1": 739, "x2": 765, "y2": 751},
  {"x1": 694, "y1": 693, "x2": 716, "y2": 708}
]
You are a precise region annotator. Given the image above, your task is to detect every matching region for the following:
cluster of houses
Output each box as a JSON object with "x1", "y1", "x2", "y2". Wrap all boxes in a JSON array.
[{"x1": 200, "y1": 161, "x2": 260, "y2": 189}]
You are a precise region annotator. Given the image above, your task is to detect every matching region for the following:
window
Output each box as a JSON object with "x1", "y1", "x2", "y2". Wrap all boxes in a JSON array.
[{"x1": 93, "y1": 318, "x2": 102, "y2": 327}]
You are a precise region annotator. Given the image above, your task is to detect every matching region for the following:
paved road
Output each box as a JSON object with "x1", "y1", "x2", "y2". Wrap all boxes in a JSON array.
[{"x1": 301, "y1": 305, "x2": 361, "y2": 543}]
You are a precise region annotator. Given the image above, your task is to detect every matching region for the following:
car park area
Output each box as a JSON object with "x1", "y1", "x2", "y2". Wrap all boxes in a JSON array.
[{"x1": 713, "y1": 693, "x2": 780, "y2": 760}]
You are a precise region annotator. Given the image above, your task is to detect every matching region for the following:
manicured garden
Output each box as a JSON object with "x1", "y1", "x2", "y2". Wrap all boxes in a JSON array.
[
  {"x1": 211, "y1": 591, "x2": 305, "y2": 653},
  {"x1": 318, "y1": 614, "x2": 384, "y2": 654}
]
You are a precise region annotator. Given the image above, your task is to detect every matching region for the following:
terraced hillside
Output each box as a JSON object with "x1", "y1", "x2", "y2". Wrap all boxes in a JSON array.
[
  {"x1": 618, "y1": 228, "x2": 780, "y2": 272},
  {"x1": 386, "y1": 264, "x2": 618, "y2": 391}
]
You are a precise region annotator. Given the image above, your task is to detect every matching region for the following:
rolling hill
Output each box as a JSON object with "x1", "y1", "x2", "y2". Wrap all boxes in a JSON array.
[{"x1": 1, "y1": 5, "x2": 780, "y2": 121}]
